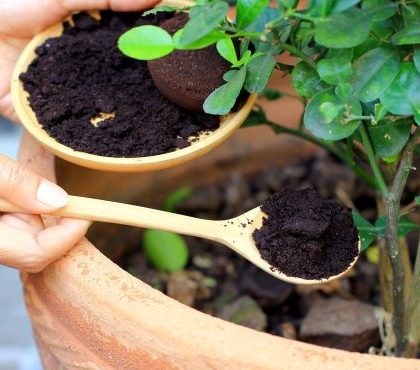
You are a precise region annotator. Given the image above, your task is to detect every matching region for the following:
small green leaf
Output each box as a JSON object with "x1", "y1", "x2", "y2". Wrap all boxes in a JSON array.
[
  {"x1": 223, "y1": 70, "x2": 237, "y2": 82},
  {"x1": 142, "y1": 6, "x2": 181, "y2": 16},
  {"x1": 244, "y1": 53, "x2": 276, "y2": 93},
  {"x1": 352, "y1": 210, "x2": 377, "y2": 251},
  {"x1": 180, "y1": 2, "x2": 229, "y2": 46},
  {"x1": 374, "y1": 103, "x2": 388, "y2": 122},
  {"x1": 242, "y1": 107, "x2": 267, "y2": 128},
  {"x1": 304, "y1": 88, "x2": 362, "y2": 140},
  {"x1": 291, "y1": 61, "x2": 329, "y2": 98},
  {"x1": 216, "y1": 38, "x2": 238, "y2": 65},
  {"x1": 367, "y1": 119, "x2": 412, "y2": 157},
  {"x1": 315, "y1": 8, "x2": 370, "y2": 48},
  {"x1": 330, "y1": 0, "x2": 360, "y2": 13},
  {"x1": 245, "y1": 7, "x2": 280, "y2": 32},
  {"x1": 173, "y1": 29, "x2": 225, "y2": 50},
  {"x1": 118, "y1": 25, "x2": 174, "y2": 60},
  {"x1": 143, "y1": 230, "x2": 189, "y2": 273},
  {"x1": 415, "y1": 196, "x2": 420, "y2": 205},
  {"x1": 317, "y1": 57, "x2": 353, "y2": 85},
  {"x1": 203, "y1": 66, "x2": 247, "y2": 115},
  {"x1": 380, "y1": 62, "x2": 420, "y2": 119},
  {"x1": 391, "y1": 9, "x2": 420, "y2": 45},
  {"x1": 164, "y1": 187, "x2": 193, "y2": 213},
  {"x1": 261, "y1": 88, "x2": 284, "y2": 100},
  {"x1": 335, "y1": 83, "x2": 354, "y2": 102},
  {"x1": 414, "y1": 49, "x2": 420, "y2": 73},
  {"x1": 362, "y1": 0, "x2": 397, "y2": 22},
  {"x1": 352, "y1": 48, "x2": 400, "y2": 102},
  {"x1": 237, "y1": 0, "x2": 270, "y2": 29},
  {"x1": 319, "y1": 102, "x2": 339, "y2": 123},
  {"x1": 375, "y1": 216, "x2": 419, "y2": 237}
]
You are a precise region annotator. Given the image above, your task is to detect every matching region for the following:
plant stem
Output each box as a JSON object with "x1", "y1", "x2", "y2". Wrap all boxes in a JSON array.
[
  {"x1": 360, "y1": 123, "x2": 389, "y2": 197},
  {"x1": 276, "y1": 41, "x2": 317, "y2": 69},
  {"x1": 264, "y1": 121, "x2": 377, "y2": 188},
  {"x1": 385, "y1": 129, "x2": 420, "y2": 356}
]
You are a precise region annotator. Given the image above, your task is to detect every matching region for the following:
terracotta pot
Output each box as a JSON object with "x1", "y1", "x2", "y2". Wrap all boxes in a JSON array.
[{"x1": 19, "y1": 126, "x2": 418, "y2": 370}]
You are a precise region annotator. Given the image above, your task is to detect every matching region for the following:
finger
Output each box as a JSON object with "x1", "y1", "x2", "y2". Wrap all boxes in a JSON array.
[
  {"x1": 0, "y1": 154, "x2": 69, "y2": 213},
  {"x1": 0, "y1": 218, "x2": 91, "y2": 273},
  {"x1": 0, "y1": 213, "x2": 44, "y2": 234},
  {"x1": 62, "y1": 0, "x2": 161, "y2": 12}
]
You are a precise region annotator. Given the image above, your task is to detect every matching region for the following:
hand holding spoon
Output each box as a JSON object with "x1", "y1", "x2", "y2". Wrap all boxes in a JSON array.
[{"x1": 0, "y1": 196, "x2": 360, "y2": 284}]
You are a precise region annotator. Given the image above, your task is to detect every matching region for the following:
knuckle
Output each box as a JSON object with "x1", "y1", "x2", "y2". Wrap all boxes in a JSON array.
[{"x1": 0, "y1": 158, "x2": 26, "y2": 192}]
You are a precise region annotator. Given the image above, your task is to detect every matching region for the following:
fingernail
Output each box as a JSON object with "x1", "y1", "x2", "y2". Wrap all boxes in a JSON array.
[{"x1": 36, "y1": 180, "x2": 69, "y2": 208}]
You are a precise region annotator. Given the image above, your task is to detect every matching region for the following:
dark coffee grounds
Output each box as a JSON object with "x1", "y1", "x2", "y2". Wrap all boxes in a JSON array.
[
  {"x1": 20, "y1": 11, "x2": 220, "y2": 157},
  {"x1": 148, "y1": 13, "x2": 230, "y2": 112},
  {"x1": 252, "y1": 188, "x2": 359, "y2": 280}
]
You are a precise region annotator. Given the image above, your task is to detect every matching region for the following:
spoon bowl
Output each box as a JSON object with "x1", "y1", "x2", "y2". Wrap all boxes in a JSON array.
[
  {"x1": 0, "y1": 196, "x2": 360, "y2": 284},
  {"x1": 11, "y1": 11, "x2": 257, "y2": 172}
]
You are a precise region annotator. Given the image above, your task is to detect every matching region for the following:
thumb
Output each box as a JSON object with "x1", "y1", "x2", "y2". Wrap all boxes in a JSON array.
[{"x1": 0, "y1": 154, "x2": 69, "y2": 213}]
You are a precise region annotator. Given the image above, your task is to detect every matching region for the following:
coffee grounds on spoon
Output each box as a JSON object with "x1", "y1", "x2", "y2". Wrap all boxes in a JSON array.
[
  {"x1": 20, "y1": 11, "x2": 221, "y2": 157},
  {"x1": 252, "y1": 188, "x2": 359, "y2": 280}
]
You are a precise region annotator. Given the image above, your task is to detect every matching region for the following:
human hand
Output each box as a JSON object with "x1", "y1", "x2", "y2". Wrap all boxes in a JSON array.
[
  {"x1": 0, "y1": 0, "x2": 158, "y2": 122},
  {"x1": 0, "y1": 154, "x2": 91, "y2": 272}
]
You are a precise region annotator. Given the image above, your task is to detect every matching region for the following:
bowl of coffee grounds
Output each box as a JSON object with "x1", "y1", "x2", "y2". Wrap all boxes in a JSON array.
[
  {"x1": 12, "y1": 7, "x2": 256, "y2": 172},
  {"x1": 252, "y1": 188, "x2": 360, "y2": 280}
]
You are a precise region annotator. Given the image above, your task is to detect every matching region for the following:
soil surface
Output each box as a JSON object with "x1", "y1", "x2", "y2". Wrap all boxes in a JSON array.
[
  {"x1": 148, "y1": 13, "x2": 230, "y2": 112},
  {"x1": 20, "y1": 12, "x2": 221, "y2": 157},
  {"x1": 93, "y1": 153, "x2": 402, "y2": 352},
  {"x1": 253, "y1": 188, "x2": 359, "y2": 280}
]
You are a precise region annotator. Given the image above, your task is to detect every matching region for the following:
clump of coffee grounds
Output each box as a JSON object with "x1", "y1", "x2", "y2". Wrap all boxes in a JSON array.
[
  {"x1": 148, "y1": 13, "x2": 230, "y2": 112},
  {"x1": 20, "y1": 12, "x2": 220, "y2": 157},
  {"x1": 252, "y1": 188, "x2": 359, "y2": 280}
]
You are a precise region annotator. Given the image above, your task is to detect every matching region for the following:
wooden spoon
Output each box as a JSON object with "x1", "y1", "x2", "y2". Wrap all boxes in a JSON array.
[
  {"x1": 0, "y1": 196, "x2": 360, "y2": 284},
  {"x1": 11, "y1": 9, "x2": 257, "y2": 173}
]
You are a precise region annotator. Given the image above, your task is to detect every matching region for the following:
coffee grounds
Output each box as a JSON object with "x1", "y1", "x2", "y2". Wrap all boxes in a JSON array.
[
  {"x1": 252, "y1": 188, "x2": 359, "y2": 280},
  {"x1": 148, "y1": 13, "x2": 230, "y2": 112},
  {"x1": 20, "y1": 11, "x2": 220, "y2": 157}
]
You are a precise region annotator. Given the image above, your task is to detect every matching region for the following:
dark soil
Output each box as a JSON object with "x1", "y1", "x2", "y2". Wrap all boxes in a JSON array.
[
  {"x1": 253, "y1": 188, "x2": 359, "y2": 280},
  {"x1": 148, "y1": 13, "x2": 230, "y2": 112},
  {"x1": 92, "y1": 153, "x2": 398, "y2": 352},
  {"x1": 20, "y1": 11, "x2": 221, "y2": 157}
]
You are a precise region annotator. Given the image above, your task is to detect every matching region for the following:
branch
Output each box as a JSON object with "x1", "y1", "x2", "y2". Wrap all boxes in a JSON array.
[{"x1": 385, "y1": 129, "x2": 420, "y2": 356}]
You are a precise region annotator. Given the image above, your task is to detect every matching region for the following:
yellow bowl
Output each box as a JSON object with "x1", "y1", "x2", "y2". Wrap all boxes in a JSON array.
[{"x1": 11, "y1": 8, "x2": 257, "y2": 172}]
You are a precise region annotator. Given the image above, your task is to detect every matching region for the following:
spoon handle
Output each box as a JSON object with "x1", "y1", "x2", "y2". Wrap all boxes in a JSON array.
[{"x1": 0, "y1": 196, "x2": 225, "y2": 242}]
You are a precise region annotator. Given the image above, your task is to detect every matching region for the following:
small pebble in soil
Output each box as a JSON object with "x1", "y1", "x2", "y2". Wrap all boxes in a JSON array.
[
  {"x1": 252, "y1": 188, "x2": 359, "y2": 280},
  {"x1": 20, "y1": 11, "x2": 221, "y2": 157},
  {"x1": 148, "y1": 13, "x2": 230, "y2": 112}
]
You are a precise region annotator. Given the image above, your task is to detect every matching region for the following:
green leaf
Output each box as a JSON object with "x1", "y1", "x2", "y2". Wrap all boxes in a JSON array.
[
  {"x1": 142, "y1": 6, "x2": 180, "y2": 16},
  {"x1": 304, "y1": 88, "x2": 362, "y2": 140},
  {"x1": 352, "y1": 211, "x2": 377, "y2": 251},
  {"x1": 362, "y1": 0, "x2": 397, "y2": 22},
  {"x1": 414, "y1": 49, "x2": 420, "y2": 73},
  {"x1": 315, "y1": 8, "x2": 370, "y2": 48},
  {"x1": 242, "y1": 107, "x2": 267, "y2": 128},
  {"x1": 317, "y1": 57, "x2": 352, "y2": 85},
  {"x1": 291, "y1": 61, "x2": 329, "y2": 98},
  {"x1": 415, "y1": 195, "x2": 420, "y2": 205},
  {"x1": 216, "y1": 38, "x2": 238, "y2": 65},
  {"x1": 375, "y1": 216, "x2": 419, "y2": 237},
  {"x1": 261, "y1": 88, "x2": 284, "y2": 100},
  {"x1": 367, "y1": 119, "x2": 412, "y2": 157},
  {"x1": 374, "y1": 103, "x2": 388, "y2": 122},
  {"x1": 391, "y1": 8, "x2": 420, "y2": 45},
  {"x1": 319, "y1": 102, "x2": 339, "y2": 123},
  {"x1": 143, "y1": 230, "x2": 189, "y2": 273},
  {"x1": 352, "y1": 48, "x2": 400, "y2": 103},
  {"x1": 244, "y1": 53, "x2": 276, "y2": 93},
  {"x1": 118, "y1": 25, "x2": 174, "y2": 60},
  {"x1": 180, "y1": 2, "x2": 229, "y2": 46},
  {"x1": 380, "y1": 62, "x2": 420, "y2": 119},
  {"x1": 173, "y1": 29, "x2": 225, "y2": 50},
  {"x1": 245, "y1": 7, "x2": 280, "y2": 32},
  {"x1": 335, "y1": 83, "x2": 354, "y2": 102},
  {"x1": 330, "y1": 0, "x2": 360, "y2": 13},
  {"x1": 203, "y1": 66, "x2": 247, "y2": 115},
  {"x1": 223, "y1": 70, "x2": 237, "y2": 82},
  {"x1": 237, "y1": 0, "x2": 270, "y2": 29},
  {"x1": 164, "y1": 187, "x2": 193, "y2": 213}
]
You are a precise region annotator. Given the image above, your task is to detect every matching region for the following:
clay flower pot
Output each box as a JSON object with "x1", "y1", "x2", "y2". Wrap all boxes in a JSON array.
[{"x1": 19, "y1": 130, "x2": 417, "y2": 369}]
